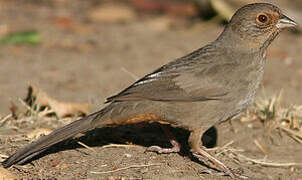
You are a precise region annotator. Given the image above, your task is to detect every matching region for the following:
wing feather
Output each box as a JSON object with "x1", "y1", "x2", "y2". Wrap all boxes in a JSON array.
[{"x1": 106, "y1": 45, "x2": 235, "y2": 103}]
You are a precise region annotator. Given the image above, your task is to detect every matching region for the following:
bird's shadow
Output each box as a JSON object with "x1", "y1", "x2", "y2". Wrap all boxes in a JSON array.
[{"x1": 28, "y1": 123, "x2": 218, "y2": 169}]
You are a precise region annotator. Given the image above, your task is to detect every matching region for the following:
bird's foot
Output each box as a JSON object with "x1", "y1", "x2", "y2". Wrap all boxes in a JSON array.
[
  {"x1": 146, "y1": 125, "x2": 181, "y2": 154},
  {"x1": 146, "y1": 139, "x2": 180, "y2": 153}
]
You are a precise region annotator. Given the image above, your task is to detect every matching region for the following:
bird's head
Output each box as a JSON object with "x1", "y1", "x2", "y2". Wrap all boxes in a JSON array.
[{"x1": 220, "y1": 3, "x2": 297, "y2": 52}]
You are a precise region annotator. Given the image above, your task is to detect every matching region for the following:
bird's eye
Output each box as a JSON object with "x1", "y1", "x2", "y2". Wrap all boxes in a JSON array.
[{"x1": 257, "y1": 14, "x2": 268, "y2": 24}]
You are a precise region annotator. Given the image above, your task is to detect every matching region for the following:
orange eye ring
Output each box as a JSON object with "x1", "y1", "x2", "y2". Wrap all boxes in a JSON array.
[{"x1": 257, "y1": 14, "x2": 268, "y2": 24}]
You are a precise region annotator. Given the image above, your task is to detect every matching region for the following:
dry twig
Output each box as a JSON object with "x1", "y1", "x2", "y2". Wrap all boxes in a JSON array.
[
  {"x1": 90, "y1": 163, "x2": 161, "y2": 174},
  {"x1": 253, "y1": 139, "x2": 268, "y2": 154},
  {"x1": 232, "y1": 152, "x2": 302, "y2": 167},
  {"x1": 100, "y1": 144, "x2": 144, "y2": 149},
  {"x1": 212, "y1": 140, "x2": 302, "y2": 168},
  {"x1": 0, "y1": 114, "x2": 12, "y2": 125},
  {"x1": 278, "y1": 126, "x2": 302, "y2": 144},
  {"x1": 77, "y1": 141, "x2": 97, "y2": 153}
]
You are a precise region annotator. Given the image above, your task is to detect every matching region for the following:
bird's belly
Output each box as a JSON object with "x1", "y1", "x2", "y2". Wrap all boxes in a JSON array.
[{"x1": 219, "y1": 58, "x2": 265, "y2": 123}]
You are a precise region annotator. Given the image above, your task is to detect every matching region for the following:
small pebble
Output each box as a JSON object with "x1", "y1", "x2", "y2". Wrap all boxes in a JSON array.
[{"x1": 125, "y1": 153, "x2": 132, "y2": 158}]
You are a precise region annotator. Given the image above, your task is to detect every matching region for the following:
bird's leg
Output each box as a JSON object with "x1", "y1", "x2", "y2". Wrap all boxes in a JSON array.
[
  {"x1": 146, "y1": 125, "x2": 181, "y2": 153},
  {"x1": 189, "y1": 129, "x2": 248, "y2": 179}
]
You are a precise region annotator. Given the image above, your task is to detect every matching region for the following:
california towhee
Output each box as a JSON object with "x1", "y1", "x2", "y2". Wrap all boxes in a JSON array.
[{"x1": 2, "y1": 3, "x2": 297, "y2": 178}]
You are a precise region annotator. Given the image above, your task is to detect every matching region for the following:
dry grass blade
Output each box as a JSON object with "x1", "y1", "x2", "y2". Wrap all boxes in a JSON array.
[
  {"x1": 253, "y1": 139, "x2": 268, "y2": 154},
  {"x1": 210, "y1": 141, "x2": 245, "y2": 159},
  {"x1": 232, "y1": 152, "x2": 302, "y2": 167},
  {"x1": 100, "y1": 144, "x2": 144, "y2": 149},
  {"x1": 18, "y1": 97, "x2": 38, "y2": 116},
  {"x1": 77, "y1": 141, "x2": 97, "y2": 153},
  {"x1": 90, "y1": 163, "x2": 161, "y2": 174},
  {"x1": 244, "y1": 91, "x2": 302, "y2": 144},
  {"x1": 0, "y1": 114, "x2": 12, "y2": 125},
  {"x1": 213, "y1": 141, "x2": 302, "y2": 168},
  {"x1": 278, "y1": 126, "x2": 302, "y2": 144}
]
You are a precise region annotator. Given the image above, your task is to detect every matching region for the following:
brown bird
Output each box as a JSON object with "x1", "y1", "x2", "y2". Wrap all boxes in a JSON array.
[{"x1": 2, "y1": 3, "x2": 297, "y2": 178}]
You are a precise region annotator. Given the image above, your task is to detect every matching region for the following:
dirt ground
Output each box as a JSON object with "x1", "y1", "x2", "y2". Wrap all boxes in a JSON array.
[{"x1": 1, "y1": 1, "x2": 302, "y2": 179}]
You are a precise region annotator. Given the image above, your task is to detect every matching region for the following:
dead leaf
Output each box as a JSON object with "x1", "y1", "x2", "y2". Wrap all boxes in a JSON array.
[
  {"x1": 89, "y1": 3, "x2": 136, "y2": 23},
  {"x1": 25, "y1": 84, "x2": 90, "y2": 118},
  {"x1": 27, "y1": 128, "x2": 52, "y2": 140},
  {"x1": 0, "y1": 167, "x2": 17, "y2": 179}
]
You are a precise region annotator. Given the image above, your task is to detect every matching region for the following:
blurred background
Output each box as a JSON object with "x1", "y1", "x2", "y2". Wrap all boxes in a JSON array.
[{"x1": 0, "y1": 0, "x2": 301, "y2": 114}]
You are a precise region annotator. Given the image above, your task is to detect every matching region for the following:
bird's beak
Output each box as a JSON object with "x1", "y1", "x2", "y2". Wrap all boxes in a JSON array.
[{"x1": 276, "y1": 14, "x2": 298, "y2": 29}]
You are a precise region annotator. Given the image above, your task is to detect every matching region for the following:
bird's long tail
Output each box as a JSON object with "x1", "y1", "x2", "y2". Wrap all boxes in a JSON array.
[{"x1": 2, "y1": 109, "x2": 107, "y2": 168}]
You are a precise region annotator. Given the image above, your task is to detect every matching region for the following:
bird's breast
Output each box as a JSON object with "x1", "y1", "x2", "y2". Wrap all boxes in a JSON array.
[{"x1": 234, "y1": 55, "x2": 265, "y2": 112}]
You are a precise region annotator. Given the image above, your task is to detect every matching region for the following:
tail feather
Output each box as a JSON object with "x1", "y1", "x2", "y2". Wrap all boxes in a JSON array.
[{"x1": 2, "y1": 110, "x2": 103, "y2": 168}]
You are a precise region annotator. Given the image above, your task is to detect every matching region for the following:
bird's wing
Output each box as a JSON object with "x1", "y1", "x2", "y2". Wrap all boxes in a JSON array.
[{"x1": 106, "y1": 46, "x2": 235, "y2": 103}]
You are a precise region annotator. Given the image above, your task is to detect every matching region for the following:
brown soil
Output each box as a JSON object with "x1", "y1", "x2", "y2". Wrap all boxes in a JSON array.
[{"x1": 1, "y1": 1, "x2": 302, "y2": 179}]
